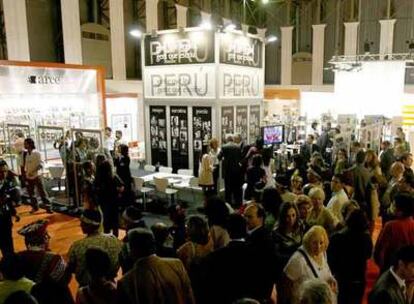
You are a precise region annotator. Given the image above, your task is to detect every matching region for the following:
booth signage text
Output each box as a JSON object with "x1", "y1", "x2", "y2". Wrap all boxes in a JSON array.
[
  {"x1": 144, "y1": 30, "x2": 214, "y2": 66},
  {"x1": 144, "y1": 65, "x2": 215, "y2": 98},
  {"x1": 219, "y1": 33, "x2": 263, "y2": 68},
  {"x1": 219, "y1": 65, "x2": 264, "y2": 98}
]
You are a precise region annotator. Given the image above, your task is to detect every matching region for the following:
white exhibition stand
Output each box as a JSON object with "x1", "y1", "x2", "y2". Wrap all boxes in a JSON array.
[{"x1": 141, "y1": 27, "x2": 265, "y2": 173}]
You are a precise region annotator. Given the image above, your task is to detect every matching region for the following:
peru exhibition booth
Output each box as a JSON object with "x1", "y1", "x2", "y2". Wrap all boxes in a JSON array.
[{"x1": 142, "y1": 27, "x2": 265, "y2": 173}]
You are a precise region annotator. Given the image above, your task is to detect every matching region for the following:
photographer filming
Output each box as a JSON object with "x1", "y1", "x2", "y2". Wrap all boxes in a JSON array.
[{"x1": 0, "y1": 159, "x2": 21, "y2": 257}]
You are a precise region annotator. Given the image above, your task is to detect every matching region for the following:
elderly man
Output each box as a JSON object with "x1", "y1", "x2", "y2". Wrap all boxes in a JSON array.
[
  {"x1": 218, "y1": 134, "x2": 243, "y2": 208},
  {"x1": 66, "y1": 210, "x2": 122, "y2": 287},
  {"x1": 117, "y1": 228, "x2": 195, "y2": 304}
]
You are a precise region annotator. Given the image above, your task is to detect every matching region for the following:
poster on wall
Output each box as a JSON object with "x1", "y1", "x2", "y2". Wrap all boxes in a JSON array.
[
  {"x1": 149, "y1": 106, "x2": 168, "y2": 166},
  {"x1": 222, "y1": 106, "x2": 234, "y2": 142},
  {"x1": 236, "y1": 106, "x2": 248, "y2": 142},
  {"x1": 111, "y1": 114, "x2": 132, "y2": 143},
  {"x1": 170, "y1": 107, "x2": 189, "y2": 172},
  {"x1": 249, "y1": 105, "x2": 261, "y2": 143},
  {"x1": 193, "y1": 107, "x2": 212, "y2": 176}
]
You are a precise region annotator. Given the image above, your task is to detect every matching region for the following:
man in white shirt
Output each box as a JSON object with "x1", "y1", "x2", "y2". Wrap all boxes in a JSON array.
[
  {"x1": 24, "y1": 138, "x2": 51, "y2": 213},
  {"x1": 104, "y1": 127, "x2": 115, "y2": 157},
  {"x1": 327, "y1": 174, "x2": 349, "y2": 223}
]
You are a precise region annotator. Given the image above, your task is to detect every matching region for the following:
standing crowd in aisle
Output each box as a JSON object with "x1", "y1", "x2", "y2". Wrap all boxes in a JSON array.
[{"x1": 1, "y1": 124, "x2": 414, "y2": 304}]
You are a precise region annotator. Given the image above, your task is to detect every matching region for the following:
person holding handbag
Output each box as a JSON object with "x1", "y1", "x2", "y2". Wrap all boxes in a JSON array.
[{"x1": 281, "y1": 225, "x2": 337, "y2": 304}]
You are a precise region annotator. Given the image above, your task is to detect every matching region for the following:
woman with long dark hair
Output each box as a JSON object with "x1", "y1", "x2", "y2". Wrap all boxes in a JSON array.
[
  {"x1": 273, "y1": 202, "x2": 304, "y2": 279},
  {"x1": 114, "y1": 144, "x2": 133, "y2": 206},
  {"x1": 94, "y1": 160, "x2": 124, "y2": 237}
]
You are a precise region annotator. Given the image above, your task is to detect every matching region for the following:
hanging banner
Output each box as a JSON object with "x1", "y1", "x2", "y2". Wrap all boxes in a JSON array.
[
  {"x1": 193, "y1": 107, "x2": 212, "y2": 175},
  {"x1": 236, "y1": 106, "x2": 248, "y2": 142},
  {"x1": 219, "y1": 33, "x2": 263, "y2": 68},
  {"x1": 221, "y1": 106, "x2": 234, "y2": 142},
  {"x1": 170, "y1": 106, "x2": 189, "y2": 172},
  {"x1": 149, "y1": 106, "x2": 168, "y2": 166},
  {"x1": 144, "y1": 30, "x2": 215, "y2": 66},
  {"x1": 144, "y1": 65, "x2": 216, "y2": 99},
  {"x1": 219, "y1": 65, "x2": 264, "y2": 99},
  {"x1": 249, "y1": 105, "x2": 261, "y2": 143}
]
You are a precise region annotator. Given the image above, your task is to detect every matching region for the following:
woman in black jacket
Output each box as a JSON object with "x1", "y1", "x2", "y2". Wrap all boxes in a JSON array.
[
  {"x1": 94, "y1": 160, "x2": 124, "y2": 237},
  {"x1": 327, "y1": 209, "x2": 373, "y2": 304}
]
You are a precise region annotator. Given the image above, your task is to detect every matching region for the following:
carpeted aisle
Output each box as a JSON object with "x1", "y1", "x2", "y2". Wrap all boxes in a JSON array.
[{"x1": 362, "y1": 218, "x2": 382, "y2": 304}]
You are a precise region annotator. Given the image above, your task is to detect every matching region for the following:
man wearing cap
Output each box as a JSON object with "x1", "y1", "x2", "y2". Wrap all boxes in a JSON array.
[
  {"x1": 0, "y1": 159, "x2": 21, "y2": 257},
  {"x1": 17, "y1": 219, "x2": 67, "y2": 284},
  {"x1": 117, "y1": 228, "x2": 195, "y2": 304},
  {"x1": 66, "y1": 210, "x2": 122, "y2": 286}
]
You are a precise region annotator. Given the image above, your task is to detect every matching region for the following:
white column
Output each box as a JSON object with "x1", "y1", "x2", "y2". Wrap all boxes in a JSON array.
[
  {"x1": 379, "y1": 19, "x2": 396, "y2": 57},
  {"x1": 344, "y1": 22, "x2": 359, "y2": 56},
  {"x1": 281, "y1": 26, "x2": 294, "y2": 86},
  {"x1": 201, "y1": 11, "x2": 211, "y2": 23},
  {"x1": 146, "y1": 0, "x2": 159, "y2": 32},
  {"x1": 61, "y1": 0, "x2": 82, "y2": 64},
  {"x1": 175, "y1": 4, "x2": 188, "y2": 28},
  {"x1": 3, "y1": 0, "x2": 30, "y2": 61},
  {"x1": 256, "y1": 28, "x2": 267, "y2": 40},
  {"x1": 109, "y1": 0, "x2": 126, "y2": 80},
  {"x1": 312, "y1": 24, "x2": 326, "y2": 86}
]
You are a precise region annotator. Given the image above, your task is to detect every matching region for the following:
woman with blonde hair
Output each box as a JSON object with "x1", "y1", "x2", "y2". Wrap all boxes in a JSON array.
[
  {"x1": 281, "y1": 225, "x2": 337, "y2": 304},
  {"x1": 307, "y1": 188, "x2": 337, "y2": 234}
]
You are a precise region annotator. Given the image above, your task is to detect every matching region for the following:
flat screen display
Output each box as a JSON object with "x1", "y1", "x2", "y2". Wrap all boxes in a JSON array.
[{"x1": 262, "y1": 125, "x2": 284, "y2": 145}]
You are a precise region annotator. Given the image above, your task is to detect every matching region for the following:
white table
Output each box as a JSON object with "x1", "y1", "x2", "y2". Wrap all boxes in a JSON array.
[{"x1": 140, "y1": 172, "x2": 194, "y2": 188}]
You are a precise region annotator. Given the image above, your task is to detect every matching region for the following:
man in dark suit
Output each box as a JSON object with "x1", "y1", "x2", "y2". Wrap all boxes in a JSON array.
[
  {"x1": 380, "y1": 141, "x2": 395, "y2": 180},
  {"x1": 301, "y1": 135, "x2": 320, "y2": 164},
  {"x1": 369, "y1": 245, "x2": 414, "y2": 304},
  {"x1": 350, "y1": 150, "x2": 371, "y2": 218},
  {"x1": 400, "y1": 152, "x2": 414, "y2": 176},
  {"x1": 117, "y1": 228, "x2": 195, "y2": 304},
  {"x1": 201, "y1": 214, "x2": 255, "y2": 304},
  {"x1": 218, "y1": 134, "x2": 243, "y2": 207},
  {"x1": 243, "y1": 203, "x2": 276, "y2": 302}
]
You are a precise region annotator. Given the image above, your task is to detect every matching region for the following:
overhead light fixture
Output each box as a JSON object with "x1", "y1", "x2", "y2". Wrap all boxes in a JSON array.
[
  {"x1": 129, "y1": 29, "x2": 142, "y2": 38},
  {"x1": 262, "y1": 0, "x2": 269, "y2": 3},
  {"x1": 266, "y1": 35, "x2": 277, "y2": 43},
  {"x1": 200, "y1": 21, "x2": 212, "y2": 30},
  {"x1": 225, "y1": 23, "x2": 236, "y2": 31}
]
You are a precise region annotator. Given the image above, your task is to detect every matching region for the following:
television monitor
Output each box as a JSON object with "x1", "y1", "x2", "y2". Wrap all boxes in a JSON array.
[{"x1": 262, "y1": 125, "x2": 284, "y2": 145}]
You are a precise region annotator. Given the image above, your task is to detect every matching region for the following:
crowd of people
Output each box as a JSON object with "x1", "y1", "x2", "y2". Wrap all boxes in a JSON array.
[{"x1": 0, "y1": 124, "x2": 414, "y2": 304}]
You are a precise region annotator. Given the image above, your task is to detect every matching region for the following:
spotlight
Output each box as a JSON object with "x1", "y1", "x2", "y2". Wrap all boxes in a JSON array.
[
  {"x1": 225, "y1": 23, "x2": 236, "y2": 31},
  {"x1": 129, "y1": 29, "x2": 142, "y2": 38},
  {"x1": 200, "y1": 21, "x2": 212, "y2": 30},
  {"x1": 266, "y1": 35, "x2": 277, "y2": 43}
]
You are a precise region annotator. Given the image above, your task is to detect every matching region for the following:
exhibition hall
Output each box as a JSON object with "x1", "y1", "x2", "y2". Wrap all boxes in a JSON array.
[{"x1": 0, "y1": 0, "x2": 413, "y2": 303}]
